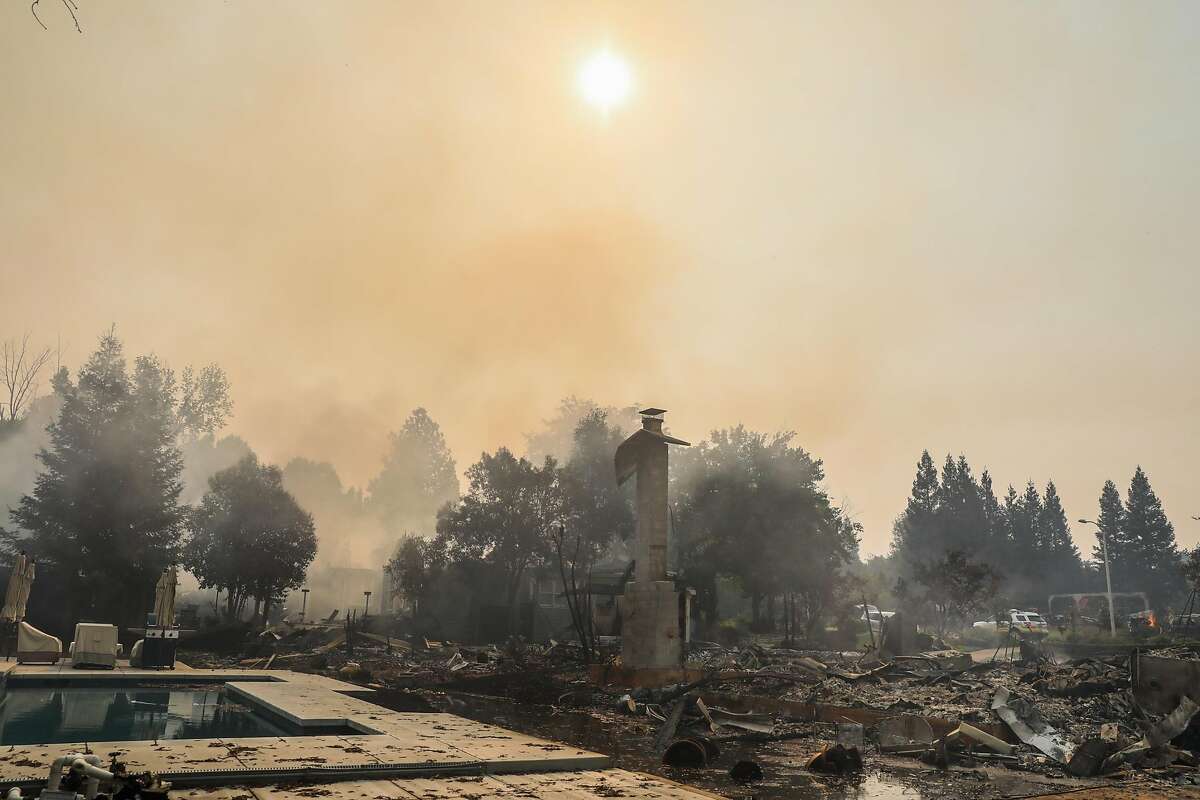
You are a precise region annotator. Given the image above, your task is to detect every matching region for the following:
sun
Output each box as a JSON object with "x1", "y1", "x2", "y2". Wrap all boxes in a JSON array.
[{"x1": 578, "y1": 49, "x2": 633, "y2": 113}]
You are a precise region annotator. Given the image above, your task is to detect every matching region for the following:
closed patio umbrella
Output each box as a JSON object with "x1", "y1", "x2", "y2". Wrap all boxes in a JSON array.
[
  {"x1": 153, "y1": 566, "x2": 178, "y2": 627},
  {"x1": 2, "y1": 554, "x2": 33, "y2": 622},
  {"x1": 16, "y1": 558, "x2": 34, "y2": 620},
  {"x1": 1, "y1": 556, "x2": 24, "y2": 622}
]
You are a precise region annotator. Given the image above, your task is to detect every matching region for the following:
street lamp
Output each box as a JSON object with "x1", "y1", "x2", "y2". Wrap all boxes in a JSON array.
[
  {"x1": 1079, "y1": 519, "x2": 1117, "y2": 637},
  {"x1": 363, "y1": 591, "x2": 372, "y2": 619},
  {"x1": 300, "y1": 588, "x2": 309, "y2": 624}
]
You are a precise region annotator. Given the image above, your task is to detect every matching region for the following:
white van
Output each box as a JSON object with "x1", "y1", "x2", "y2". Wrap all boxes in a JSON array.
[{"x1": 973, "y1": 609, "x2": 1049, "y2": 637}]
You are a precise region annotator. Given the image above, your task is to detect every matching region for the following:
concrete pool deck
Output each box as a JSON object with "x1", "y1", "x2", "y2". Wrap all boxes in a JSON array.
[
  {"x1": 0, "y1": 661, "x2": 718, "y2": 800},
  {"x1": 168, "y1": 771, "x2": 725, "y2": 800}
]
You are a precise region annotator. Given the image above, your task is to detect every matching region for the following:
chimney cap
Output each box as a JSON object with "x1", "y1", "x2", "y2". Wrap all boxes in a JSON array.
[{"x1": 639, "y1": 407, "x2": 667, "y2": 417}]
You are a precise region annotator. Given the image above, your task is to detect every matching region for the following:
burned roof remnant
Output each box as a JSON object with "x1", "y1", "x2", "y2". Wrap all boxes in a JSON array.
[{"x1": 992, "y1": 686, "x2": 1076, "y2": 765}]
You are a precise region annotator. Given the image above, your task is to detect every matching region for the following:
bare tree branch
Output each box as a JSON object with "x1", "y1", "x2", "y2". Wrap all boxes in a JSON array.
[
  {"x1": 31, "y1": 0, "x2": 82, "y2": 33},
  {"x1": 1, "y1": 333, "x2": 53, "y2": 423},
  {"x1": 62, "y1": 0, "x2": 80, "y2": 33},
  {"x1": 30, "y1": 1, "x2": 47, "y2": 30}
]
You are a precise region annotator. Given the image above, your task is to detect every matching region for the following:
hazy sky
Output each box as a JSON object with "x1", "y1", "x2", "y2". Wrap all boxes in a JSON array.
[{"x1": 2, "y1": 2, "x2": 1197, "y2": 556}]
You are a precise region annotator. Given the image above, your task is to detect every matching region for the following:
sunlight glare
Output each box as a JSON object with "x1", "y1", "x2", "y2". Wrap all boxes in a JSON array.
[{"x1": 578, "y1": 49, "x2": 633, "y2": 113}]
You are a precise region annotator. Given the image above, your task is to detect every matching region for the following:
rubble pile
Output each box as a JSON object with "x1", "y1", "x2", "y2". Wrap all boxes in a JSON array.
[
  {"x1": 183, "y1": 626, "x2": 1200, "y2": 793},
  {"x1": 182, "y1": 621, "x2": 602, "y2": 699},
  {"x1": 621, "y1": 648, "x2": 1200, "y2": 794},
  {"x1": 778, "y1": 656, "x2": 1134, "y2": 736}
]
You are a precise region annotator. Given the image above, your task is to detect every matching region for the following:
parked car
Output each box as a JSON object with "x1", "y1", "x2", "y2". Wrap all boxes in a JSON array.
[{"x1": 972, "y1": 609, "x2": 1049, "y2": 637}]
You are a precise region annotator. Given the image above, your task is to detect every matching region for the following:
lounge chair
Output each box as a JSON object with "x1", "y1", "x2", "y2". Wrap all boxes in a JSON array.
[
  {"x1": 69, "y1": 623, "x2": 122, "y2": 669},
  {"x1": 16, "y1": 621, "x2": 61, "y2": 664}
]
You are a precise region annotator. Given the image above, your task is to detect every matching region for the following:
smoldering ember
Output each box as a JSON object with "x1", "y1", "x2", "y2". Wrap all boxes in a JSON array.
[{"x1": 2, "y1": 4, "x2": 1199, "y2": 800}]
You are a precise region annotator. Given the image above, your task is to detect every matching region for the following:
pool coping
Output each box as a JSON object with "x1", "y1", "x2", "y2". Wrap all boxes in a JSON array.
[{"x1": 1, "y1": 661, "x2": 367, "y2": 692}]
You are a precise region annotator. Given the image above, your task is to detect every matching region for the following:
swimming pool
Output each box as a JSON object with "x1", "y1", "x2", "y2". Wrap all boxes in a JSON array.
[{"x1": 0, "y1": 686, "x2": 292, "y2": 745}]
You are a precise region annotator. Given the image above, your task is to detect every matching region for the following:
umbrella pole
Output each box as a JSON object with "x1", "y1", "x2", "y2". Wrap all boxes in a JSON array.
[{"x1": 3, "y1": 619, "x2": 15, "y2": 662}]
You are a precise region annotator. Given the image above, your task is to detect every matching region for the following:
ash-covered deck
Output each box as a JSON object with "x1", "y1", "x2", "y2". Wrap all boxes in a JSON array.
[{"x1": 169, "y1": 771, "x2": 723, "y2": 800}]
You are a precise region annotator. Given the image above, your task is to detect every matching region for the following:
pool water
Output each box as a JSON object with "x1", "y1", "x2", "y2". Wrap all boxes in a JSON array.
[{"x1": 0, "y1": 686, "x2": 289, "y2": 745}]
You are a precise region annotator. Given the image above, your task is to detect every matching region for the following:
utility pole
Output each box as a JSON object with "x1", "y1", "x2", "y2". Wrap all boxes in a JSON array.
[
  {"x1": 1079, "y1": 519, "x2": 1118, "y2": 637},
  {"x1": 363, "y1": 591, "x2": 372, "y2": 619},
  {"x1": 300, "y1": 588, "x2": 309, "y2": 624}
]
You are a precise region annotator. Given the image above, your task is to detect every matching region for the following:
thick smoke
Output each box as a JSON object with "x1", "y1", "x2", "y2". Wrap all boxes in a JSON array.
[
  {"x1": 1, "y1": 3, "x2": 1197, "y2": 555},
  {"x1": 279, "y1": 458, "x2": 387, "y2": 620},
  {"x1": 0, "y1": 396, "x2": 57, "y2": 531}
]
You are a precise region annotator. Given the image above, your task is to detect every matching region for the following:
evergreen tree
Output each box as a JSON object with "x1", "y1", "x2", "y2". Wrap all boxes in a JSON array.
[
  {"x1": 908, "y1": 451, "x2": 939, "y2": 517},
  {"x1": 1039, "y1": 481, "x2": 1074, "y2": 552},
  {"x1": 891, "y1": 452, "x2": 1095, "y2": 608},
  {"x1": 1092, "y1": 480, "x2": 1125, "y2": 569},
  {"x1": 1001, "y1": 482, "x2": 1043, "y2": 604},
  {"x1": 1039, "y1": 480, "x2": 1082, "y2": 585},
  {"x1": 978, "y1": 469, "x2": 1010, "y2": 567},
  {"x1": 935, "y1": 454, "x2": 959, "y2": 513},
  {"x1": 891, "y1": 451, "x2": 939, "y2": 566},
  {"x1": 1005, "y1": 482, "x2": 1041, "y2": 562},
  {"x1": 1121, "y1": 466, "x2": 1182, "y2": 609},
  {"x1": 939, "y1": 455, "x2": 988, "y2": 555},
  {"x1": 10, "y1": 333, "x2": 185, "y2": 625}
]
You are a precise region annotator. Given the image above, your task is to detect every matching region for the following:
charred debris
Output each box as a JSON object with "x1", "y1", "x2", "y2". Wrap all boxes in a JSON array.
[{"x1": 183, "y1": 613, "x2": 1200, "y2": 795}]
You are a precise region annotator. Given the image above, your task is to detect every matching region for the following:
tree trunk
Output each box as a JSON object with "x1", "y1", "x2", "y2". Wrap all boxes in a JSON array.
[
  {"x1": 554, "y1": 531, "x2": 591, "y2": 661},
  {"x1": 804, "y1": 597, "x2": 824, "y2": 639},
  {"x1": 506, "y1": 566, "x2": 526, "y2": 640}
]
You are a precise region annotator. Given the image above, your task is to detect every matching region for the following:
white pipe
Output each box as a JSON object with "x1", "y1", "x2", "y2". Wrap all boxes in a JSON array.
[
  {"x1": 45, "y1": 754, "x2": 111, "y2": 797},
  {"x1": 45, "y1": 756, "x2": 75, "y2": 791},
  {"x1": 76, "y1": 764, "x2": 110, "y2": 782},
  {"x1": 72, "y1": 756, "x2": 108, "y2": 799}
]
